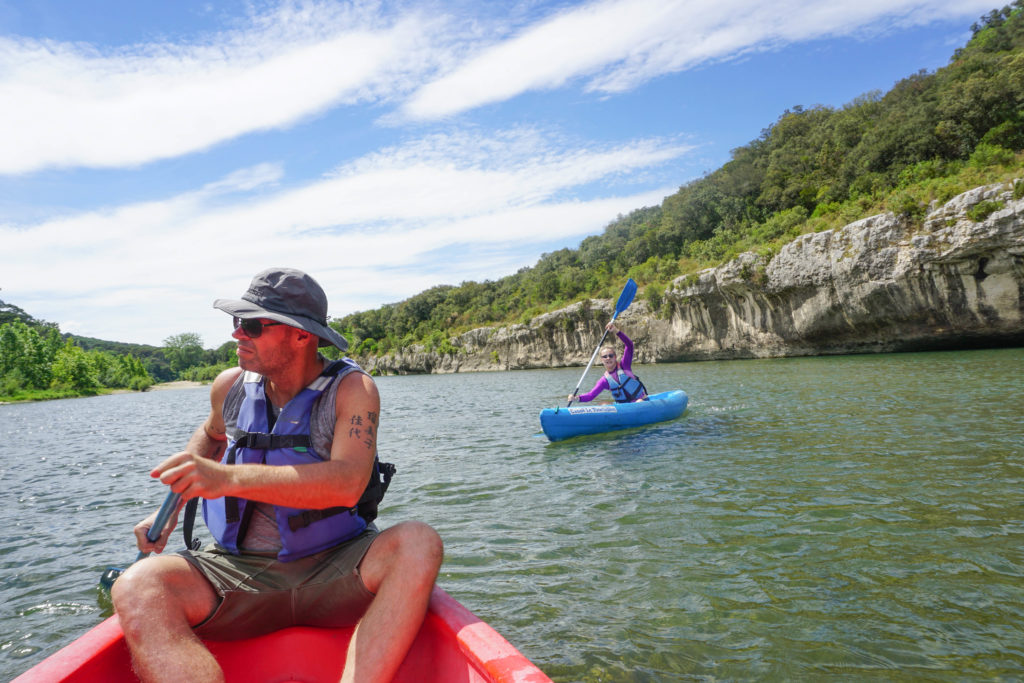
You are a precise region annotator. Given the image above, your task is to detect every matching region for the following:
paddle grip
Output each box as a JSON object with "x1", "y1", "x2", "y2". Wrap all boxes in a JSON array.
[{"x1": 146, "y1": 491, "x2": 181, "y2": 543}]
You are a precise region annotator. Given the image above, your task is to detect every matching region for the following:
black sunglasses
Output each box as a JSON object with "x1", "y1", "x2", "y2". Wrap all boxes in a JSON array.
[
  {"x1": 601, "y1": 353, "x2": 615, "y2": 359},
  {"x1": 233, "y1": 317, "x2": 285, "y2": 338}
]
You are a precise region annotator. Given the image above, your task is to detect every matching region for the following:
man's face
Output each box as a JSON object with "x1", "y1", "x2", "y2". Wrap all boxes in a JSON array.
[{"x1": 232, "y1": 317, "x2": 295, "y2": 374}]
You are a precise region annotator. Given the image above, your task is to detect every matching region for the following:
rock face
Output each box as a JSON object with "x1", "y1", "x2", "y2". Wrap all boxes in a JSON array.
[{"x1": 358, "y1": 182, "x2": 1024, "y2": 374}]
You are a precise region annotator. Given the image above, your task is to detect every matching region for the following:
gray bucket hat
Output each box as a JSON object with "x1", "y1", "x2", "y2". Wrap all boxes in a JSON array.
[{"x1": 213, "y1": 268, "x2": 348, "y2": 351}]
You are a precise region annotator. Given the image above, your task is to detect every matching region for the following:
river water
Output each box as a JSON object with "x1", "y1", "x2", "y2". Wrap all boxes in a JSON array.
[{"x1": 2, "y1": 348, "x2": 1023, "y2": 681}]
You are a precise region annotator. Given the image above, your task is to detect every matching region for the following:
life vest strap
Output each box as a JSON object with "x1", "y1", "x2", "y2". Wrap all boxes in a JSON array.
[
  {"x1": 288, "y1": 506, "x2": 353, "y2": 532},
  {"x1": 221, "y1": 433, "x2": 312, "y2": 524},
  {"x1": 183, "y1": 497, "x2": 202, "y2": 551},
  {"x1": 287, "y1": 459, "x2": 397, "y2": 531},
  {"x1": 606, "y1": 370, "x2": 648, "y2": 403},
  {"x1": 230, "y1": 432, "x2": 312, "y2": 451}
]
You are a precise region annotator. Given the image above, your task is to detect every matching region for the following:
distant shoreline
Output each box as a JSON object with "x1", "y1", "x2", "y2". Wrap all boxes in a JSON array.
[
  {"x1": 147, "y1": 380, "x2": 206, "y2": 391},
  {"x1": 108, "y1": 380, "x2": 207, "y2": 395},
  {"x1": 0, "y1": 380, "x2": 208, "y2": 405}
]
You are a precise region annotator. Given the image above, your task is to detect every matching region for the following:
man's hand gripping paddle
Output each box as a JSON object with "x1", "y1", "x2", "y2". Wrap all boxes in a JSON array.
[
  {"x1": 567, "y1": 279, "x2": 637, "y2": 407},
  {"x1": 99, "y1": 491, "x2": 180, "y2": 591}
]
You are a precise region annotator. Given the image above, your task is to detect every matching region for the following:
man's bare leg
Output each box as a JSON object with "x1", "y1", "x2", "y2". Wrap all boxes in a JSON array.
[
  {"x1": 341, "y1": 521, "x2": 444, "y2": 683},
  {"x1": 111, "y1": 554, "x2": 222, "y2": 682}
]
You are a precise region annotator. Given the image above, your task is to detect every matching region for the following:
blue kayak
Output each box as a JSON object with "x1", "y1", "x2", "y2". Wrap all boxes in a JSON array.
[{"x1": 540, "y1": 390, "x2": 688, "y2": 441}]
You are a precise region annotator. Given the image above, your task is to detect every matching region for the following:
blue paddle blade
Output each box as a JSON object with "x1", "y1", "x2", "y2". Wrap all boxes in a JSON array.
[{"x1": 614, "y1": 279, "x2": 637, "y2": 317}]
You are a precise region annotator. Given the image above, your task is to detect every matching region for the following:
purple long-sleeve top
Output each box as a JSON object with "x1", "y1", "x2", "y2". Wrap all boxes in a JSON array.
[{"x1": 577, "y1": 331, "x2": 635, "y2": 402}]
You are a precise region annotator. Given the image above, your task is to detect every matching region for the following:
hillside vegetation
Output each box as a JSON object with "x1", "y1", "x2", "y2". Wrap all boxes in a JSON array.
[{"x1": 333, "y1": 3, "x2": 1024, "y2": 358}]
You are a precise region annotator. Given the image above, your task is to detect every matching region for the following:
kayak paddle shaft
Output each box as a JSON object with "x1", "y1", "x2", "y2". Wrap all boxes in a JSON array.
[{"x1": 99, "y1": 490, "x2": 180, "y2": 590}]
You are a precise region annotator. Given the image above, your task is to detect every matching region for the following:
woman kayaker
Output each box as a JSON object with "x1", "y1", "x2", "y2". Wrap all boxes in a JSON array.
[{"x1": 569, "y1": 322, "x2": 648, "y2": 403}]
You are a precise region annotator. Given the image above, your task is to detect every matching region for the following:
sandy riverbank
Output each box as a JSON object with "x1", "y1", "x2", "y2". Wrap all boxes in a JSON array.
[
  {"x1": 148, "y1": 380, "x2": 207, "y2": 391},
  {"x1": 0, "y1": 381, "x2": 208, "y2": 404}
]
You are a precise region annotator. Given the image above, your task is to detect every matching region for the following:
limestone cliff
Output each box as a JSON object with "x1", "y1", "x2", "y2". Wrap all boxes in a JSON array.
[{"x1": 356, "y1": 182, "x2": 1024, "y2": 375}]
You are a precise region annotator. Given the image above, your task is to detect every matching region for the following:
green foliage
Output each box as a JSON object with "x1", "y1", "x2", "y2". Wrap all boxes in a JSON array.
[
  {"x1": 51, "y1": 341, "x2": 99, "y2": 392},
  {"x1": 162, "y1": 332, "x2": 205, "y2": 376},
  {"x1": 356, "y1": 337, "x2": 378, "y2": 355},
  {"x1": 643, "y1": 285, "x2": 666, "y2": 318},
  {"x1": 182, "y1": 361, "x2": 234, "y2": 382},
  {"x1": 0, "y1": 298, "x2": 58, "y2": 329},
  {"x1": 897, "y1": 159, "x2": 959, "y2": 187},
  {"x1": 967, "y1": 199, "x2": 1006, "y2": 221},
  {"x1": 811, "y1": 201, "x2": 841, "y2": 218},
  {"x1": 89, "y1": 349, "x2": 154, "y2": 390},
  {"x1": 751, "y1": 206, "x2": 809, "y2": 243},
  {"x1": 969, "y1": 142, "x2": 1017, "y2": 168},
  {"x1": 72, "y1": 334, "x2": 175, "y2": 382},
  {"x1": 887, "y1": 190, "x2": 927, "y2": 218},
  {"x1": 0, "y1": 321, "x2": 61, "y2": 389},
  {"x1": 0, "y1": 319, "x2": 154, "y2": 400},
  {"x1": 423, "y1": 329, "x2": 457, "y2": 355}
]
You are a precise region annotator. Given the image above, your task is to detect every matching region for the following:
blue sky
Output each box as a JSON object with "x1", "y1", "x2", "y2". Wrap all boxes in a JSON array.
[{"x1": 0, "y1": 0, "x2": 997, "y2": 348}]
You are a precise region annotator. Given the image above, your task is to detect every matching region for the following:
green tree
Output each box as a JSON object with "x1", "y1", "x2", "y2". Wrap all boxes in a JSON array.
[
  {"x1": 89, "y1": 349, "x2": 153, "y2": 389},
  {"x1": 208, "y1": 341, "x2": 238, "y2": 365},
  {"x1": 0, "y1": 321, "x2": 58, "y2": 389},
  {"x1": 163, "y1": 332, "x2": 205, "y2": 377},
  {"x1": 51, "y1": 340, "x2": 98, "y2": 391}
]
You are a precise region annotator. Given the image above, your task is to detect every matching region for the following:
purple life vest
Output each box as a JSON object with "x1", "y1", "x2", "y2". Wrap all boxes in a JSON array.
[{"x1": 203, "y1": 360, "x2": 371, "y2": 561}]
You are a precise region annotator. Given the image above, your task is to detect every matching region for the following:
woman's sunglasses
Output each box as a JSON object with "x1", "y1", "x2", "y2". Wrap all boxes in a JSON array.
[
  {"x1": 233, "y1": 317, "x2": 285, "y2": 339},
  {"x1": 601, "y1": 353, "x2": 615, "y2": 359}
]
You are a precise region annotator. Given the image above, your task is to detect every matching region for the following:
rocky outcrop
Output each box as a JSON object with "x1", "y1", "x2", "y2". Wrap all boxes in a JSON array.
[{"x1": 358, "y1": 182, "x2": 1024, "y2": 374}]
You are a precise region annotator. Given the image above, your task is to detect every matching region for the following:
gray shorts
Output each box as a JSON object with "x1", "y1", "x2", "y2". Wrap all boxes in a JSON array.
[{"x1": 179, "y1": 528, "x2": 378, "y2": 641}]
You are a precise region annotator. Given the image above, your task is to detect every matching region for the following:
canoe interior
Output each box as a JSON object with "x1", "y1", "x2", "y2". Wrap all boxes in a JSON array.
[{"x1": 13, "y1": 586, "x2": 551, "y2": 683}]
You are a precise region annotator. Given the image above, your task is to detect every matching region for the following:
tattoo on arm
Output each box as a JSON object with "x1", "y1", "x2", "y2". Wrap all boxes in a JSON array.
[
  {"x1": 185, "y1": 424, "x2": 227, "y2": 461},
  {"x1": 347, "y1": 413, "x2": 377, "y2": 450},
  {"x1": 207, "y1": 437, "x2": 227, "y2": 461}
]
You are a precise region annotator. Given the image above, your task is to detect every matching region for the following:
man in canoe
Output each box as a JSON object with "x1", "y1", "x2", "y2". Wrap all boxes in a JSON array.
[
  {"x1": 569, "y1": 322, "x2": 648, "y2": 403},
  {"x1": 111, "y1": 267, "x2": 443, "y2": 683}
]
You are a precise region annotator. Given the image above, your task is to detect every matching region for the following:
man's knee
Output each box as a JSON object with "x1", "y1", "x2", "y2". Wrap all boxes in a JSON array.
[
  {"x1": 362, "y1": 522, "x2": 443, "y2": 591},
  {"x1": 111, "y1": 558, "x2": 160, "y2": 615},
  {"x1": 111, "y1": 555, "x2": 216, "y2": 631},
  {"x1": 394, "y1": 521, "x2": 443, "y2": 570}
]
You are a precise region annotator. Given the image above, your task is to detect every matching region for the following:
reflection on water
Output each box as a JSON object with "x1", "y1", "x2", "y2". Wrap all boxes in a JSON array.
[{"x1": 2, "y1": 348, "x2": 1023, "y2": 681}]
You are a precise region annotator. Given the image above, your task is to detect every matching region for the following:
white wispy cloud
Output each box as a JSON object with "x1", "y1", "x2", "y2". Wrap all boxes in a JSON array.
[
  {"x1": 3, "y1": 129, "x2": 685, "y2": 345},
  {"x1": 0, "y1": 2, "x2": 445, "y2": 174},
  {"x1": 401, "y1": 0, "x2": 994, "y2": 120}
]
